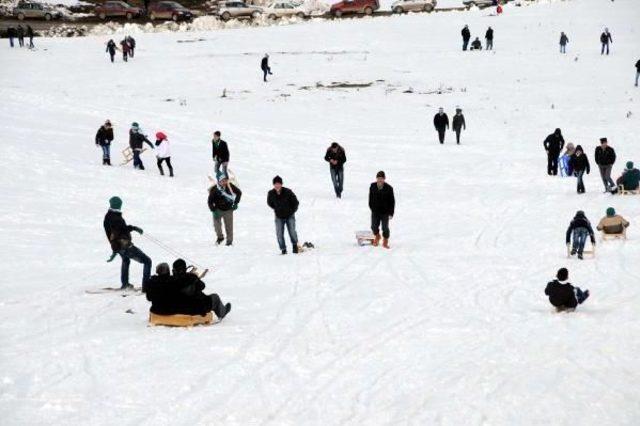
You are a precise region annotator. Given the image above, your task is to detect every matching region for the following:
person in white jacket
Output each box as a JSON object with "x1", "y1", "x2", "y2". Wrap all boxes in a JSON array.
[{"x1": 155, "y1": 132, "x2": 173, "y2": 177}]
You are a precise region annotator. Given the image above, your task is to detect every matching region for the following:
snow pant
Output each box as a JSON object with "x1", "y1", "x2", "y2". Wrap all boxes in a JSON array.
[
  {"x1": 463, "y1": 39, "x2": 469, "y2": 51},
  {"x1": 18, "y1": 36, "x2": 24, "y2": 47},
  {"x1": 571, "y1": 228, "x2": 589, "y2": 255},
  {"x1": 486, "y1": 39, "x2": 493, "y2": 50},
  {"x1": 275, "y1": 215, "x2": 298, "y2": 251},
  {"x1": 560, "y1": 44, "x2": 566, "y2": 53},
  {"x1": 437, "y1": 128, "x2": 446, "y2": 144},
  {"x1": 454, "y1": 128, "x2": 462, "y2": 144},
  {"x1": 214, "y1": 160, "x2": 228, "y2": 177},
  {"x1": 210, "y1": 293, "x2": 227, "y2": 318},
  {"x1": 123, "y1": 51, "x2": 128, "y2": 62},
  {"x1": 157, "y1": 157, "x2": 173, "y2": 176},
  {"x1": 330, "y1": 167, "x2": 344, "y2": 198},
  {"x1": 119, "y1": 245, "x2": 152, "y2": 288},
  {"x1": 598, "y1": 165, "x2": 615, "y2": 191},
  {"x1": 101, "y1": 145, "x2": 111, "y2": 163},
  {"x1": 601, "y1": 42, "x2": 609, "y2": 55},
  {"x1": 29, "y1": 37, "x2": 33, "y2": 48},
  {"x1": 547, "y1": 152, "x2": 559, "y2": 175},
  {"x1": 636, "y1": 71, "x2": 639, "y2": 87},
  {"x1": 371, "y1": 212, "x2": 390, "y2": 239},
  {"x1": 263, "y1": 67, "x2": 272, "y2": 82},
  {"x1": 9, "y1": 37, "x2": 14, "y2": 48},
  {"x1": 109, "y1": 53, "x2": 115, "y2": 63},
  {"x1": 213, "y1": 210, "x2": 234, "y2": 244},
  {"x1": 575, "y1": 288, "x2": 589, "y2": 304},
  {"x1": 133, "y1": 149, "x2": 144, "y2": 169},
  {"x1": 574, "y1": 170, "x2": 585, "y2": 193}
]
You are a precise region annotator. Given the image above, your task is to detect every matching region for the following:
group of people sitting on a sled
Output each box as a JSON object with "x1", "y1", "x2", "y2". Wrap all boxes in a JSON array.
[{"x1": 566, "y1": 207, "x2": 631, "y2": 259}]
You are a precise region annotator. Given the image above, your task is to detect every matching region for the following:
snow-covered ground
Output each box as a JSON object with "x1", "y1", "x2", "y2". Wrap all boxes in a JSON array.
[{"x1": 1, "y1": 0, "x2": 640, "y2": 424}]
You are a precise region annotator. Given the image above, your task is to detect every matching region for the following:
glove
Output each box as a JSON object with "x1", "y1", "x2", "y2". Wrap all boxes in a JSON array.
[
  {"x1": 131, "y1": 226, "x2": 143, "y2": 235},
  {"x1": 213, "y1": 210, "x2": 222, "y2": 219},
  {"x1": 107, "y1": 252, "x2": 117, "y2": 262},
  {"x1": 232, "y1": 203, "x2": 238, "y2": 211}
]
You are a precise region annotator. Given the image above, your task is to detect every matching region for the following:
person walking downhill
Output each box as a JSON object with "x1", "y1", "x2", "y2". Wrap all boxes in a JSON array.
[
  {"x1": 369, "y1": 171, "x2": 395, "y2": 249},
  {"x1": 120, "y1": 38, "x2": 130, "y2": 62},
  {"x1": 126, "y1": 36, "x2": 136, "y2": 58},
  {"x1": 106, "y1": 39, "x2": 117, "y2": 63},
  {"x1": 95, "y1": 120, "x2": 114, "y2": 165},
  {"x1": 594, "y1": 137, "x2": 616, "y2": 193},
  {"x1": 17, "y1": 25, "x2": 25, "y2": 48},
  {"x1": 543, "y1": 128, "x2": 565, "y2": 176},
  {"x1": 485, "y1": 26, "x2": 494, "y2": 50},
  {"x1": 208, "y1": 173, "x2": 242, "y2": 246},
  {"x1": 433, "y1": 107, "x2": 449, "y2": 144},
  {"x1": 569, "y1": 145, "x2": 590, "y2": 194},
  {"x1": 267, "y1": 176, "x2": 300, "y2": 255},
  {"x1": 129, "y1": 122, "x2": 154, "y2": 170},
  {"x1": 565, "y1": 210, "x2": 595, "y2": 260},
  {"x1": 155, "y1": 132, "x2": 173, "y2": 177},
  {"x1": 600, "y1": 28, "x2": 612, "y2": 55},
  {"x1": 461, "y1": 25, "x2": 471, "y2": 51},
  {"x1": 559, "y1": 32, "x2": 569, "y2": 54},
  {"x1": 635, "y1": 59, "x2": 640, "y2": 87},
  {"x1": 261, "y1": 54, "x2": 273, "y2": 82},
  {"x1": 26, "y1": 25, "x2": 34, "y2": 49},
  {"x1": 211, "y1": 131, "x2": 230, "y2": 176},
  {"x1": 324, "y1": 142, "x2": 347, "y2": 198},
  {"x1": 452, "y1": 108, "x2": 466, "y2": 145}
]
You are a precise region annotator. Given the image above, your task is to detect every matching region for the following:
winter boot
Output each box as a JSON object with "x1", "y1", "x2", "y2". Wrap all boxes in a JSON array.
[
  {"x1": 292, "y1": 245, "x2": 299, "y2": 254},
  {"x1": 281, "y1": 249, "x2": 287, "y2": 255},
  {"x1": 571, "y1": 248, "x2": 577, "y2": 256},
  {"x1": 373, "y1": 233, "x2": 381, "y2": 247},
  {"x1": 106, "y1": 158, "x2": 111, "y2": 166},
  {"x1": 578, "y1": 253, "x2": 584, "y2": 260},
  {"x1": 382, "y1": 238, "x2": 390, "y2": 249},
  {"x1": 216, "y1": 237, "x2": 224, "y2": 245},
  {"x1": 220, "y1": 303, "x2": 231, "y2": 319}
]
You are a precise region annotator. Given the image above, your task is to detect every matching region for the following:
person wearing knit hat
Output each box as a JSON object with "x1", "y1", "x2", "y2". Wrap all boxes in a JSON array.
[
  {"x1": 95, "y1": 120, "x2": 114, "y2": 166},
  {"x1": 103, "y1": 196, "x2": 152, "y2": 290},
  {"x1": 267, "y1": 176, "x2": 300, "y2": 254},
  {"x1": 155, "y1": 131, "x2": 173, "y2": 177},
  {"x1": 129, "y1": 122, "x2": 154, "y2": 170},
  {"x1": 594, "y1": 137, "x2": 617, "y2": 192},
  {"x1": 565, "y1": 210, "x2": 595, "y2": 259},
  {"x1": 597, "y1": 207, "x2": 630, "y2": 236},
  {"x1": 544, "y1": 268, "x2": 590, "y2": 312},
  {"x1": 615, "y1": 160, "x2": 640, "y2": 192},
  {"x1": 369, "y1": 171, "x2": 395, "y2": 248},
  {"x1": 208, "y1": 171, "x2": 242, "y2": 246},
  {"x1": 569, "y1": 144, "x2": 590, "y2": 194}
]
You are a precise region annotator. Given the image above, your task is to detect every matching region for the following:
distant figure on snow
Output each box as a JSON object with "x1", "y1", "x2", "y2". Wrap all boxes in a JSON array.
[
  {"x1": 95, "y1": 119, "x2": 114, "y2": 165},
  {"x1": 559, "y1": 142, "x2": 575, "y2": 177},
  {"x1": 155, "y1": 132, "x2": 173, "y2": 177},
  {"x1": 211, "y1": 131, "x2": 230, "y2": 177},
  {"x1": 208, "y1": 172, "x2": 242, "y2": 246},
  {"x1": 569, "y1": 145, "x2": 590, "y2": 194},
  {"x1": 594, "y1": 137, "x2": 616, "y2": 193},
  {"x1": 129, "y1": 122, "x2": 154, "y2": 170},
  {"x1": 545, "y1": 268, "x2": 589, "y2": 312},
  {"x1": 433, "y1": 107, "x2": 449, "y2": 144},
  {"x1": 26, "y1": 25, "x2": 34, "y2": 49},
  {"x1": 470, "y1": 37, "x2": 482, "y2": 50},
  {"x1": 267, "y1": 176, "x2": 300, "y2": 254},
  {"x1": 452, "y1": 108, "x2": 466, "y2": 144},
  {"x1": 566, "y1": 210, "x2": 595, "y2": 259},
  {"x1": 485, "y1": 26, "x2": 494, "y2": 50},
  {"x1": 106, "y1": 39, "x2": 117, "y2": 63},
  {"x1": 324, "y1": 142, "x2": 347, "y2": 198},
  {"x1": 7, "y1": 26, "x2": 16, "y2": 48},
  {"x1": 597, "y1": 207, "x2": 629, "y2": 236},
  {"x1": 615, "y1": 161, "x2": 640, "y2": 192},
  {"x1": 543, "y1": 128, "x2": 565, "y2": 176},
  {"x1": 126, "y1": 35, "x2": 136, "y2": 58},
  {"x1": 261, "y1": 54, "x2": 272, "y2": 82},
  {"x1": 600, "y1": 28, "x2": 612, "y2": 55},
  {"x1": 461, "y1": 25, "x2": 471, "y2": 51},
  {"x1": 369, "y1": 171, "x2": 395, "y2": 249},
  {"x1": 17, "y1": 25, "x2": 25, "y2": 48},
  {"x1": 120, "y1": 38, "x2": 131, "y2": 62},
  {"x1": 559, "y1": 32, "x2": 569, "y2": 53},
  {"x1": 635, "y1": 59, "x2": 640, "y2": 87}
]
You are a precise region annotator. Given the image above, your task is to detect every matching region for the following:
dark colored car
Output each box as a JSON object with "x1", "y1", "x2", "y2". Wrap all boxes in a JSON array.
[
  {"x1": 95, "y1": 1, "x2": 142, "y2": 20},
  {"x1": 330, "y1": 0, "x2": 379, "y2": 17},
  {"x1": 148, "y1": 1, "x2": 194, "y2": 21}
]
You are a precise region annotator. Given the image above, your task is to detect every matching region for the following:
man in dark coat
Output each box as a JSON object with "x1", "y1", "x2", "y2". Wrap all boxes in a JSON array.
[
  {"x1": 594, "y1": 137, "x2": 616, "y2": 192},
  {"x1": 95, "y1": 120, "x2": 114, "y2": 165},
  {"x1": 485, "y1": 26, "x2": 494, "y2": 50},
  {"x1": 106, "y1": 39, "x2": 117, "y2": 63},
  {"x1": 267, "y1": 176, "x2": 300, "y2": 254},
  {"x1": 543, "y1": 128, "x2": 565, "y2": 176},
  {"x1": 369, "y1": 171, "x2": 395, "y2": 249},
  {"x1": 470, "y1": 37, "x2": 482, "y2": 50},
  {"x1": 461, "y1": 25, "x2": 471, "y2": 51},
  {"x1": 452, "y1": 108, "x2": 466, "y2": 145},
  {"x1": 635, "y1": 59, "x2": 639, "y2": 87},
  {"x1": 616, "y1": 161, "x2": 640, "y2": 191},
  {"x1": 26, "y1": 25, "x2": 34, "y2": 48},
  {"x1": 208, "y1": 173, "x2": 242, "y2": 246},
  {"x1": 129, "y1": 122, "x2": 154, "y2": 169},
  {"x1": 565, "y1": 210, "x2": 595, "y2": 259},
  {"x1": 545, "y1": 268, "x2": 589, "y2": 312},
  {"x1": 120, "y1": 38, "x2": 130, "y2": 62},
  {"x1": 569, "y1": 145, "x2": 590, "y2": 193},
  {"x1": 559, "y1": 32, "x2": 569, "y2": 54},
  {"x1": 211, "y1": 131, "x2": 230, "y2": 176},
  {"x1": 17, "y1": 25, "x2": 25, "y2": 48},
  {"x1": 126, "y1": 35, "x2": 136, "y2": 58},
  {"x1": 261, "y1": 54, "x2": 272, "y2": 82},
  {"x1": 324, "y1": 142, "x2": 347, "y2": 198},
  {"x1": 600, "y1": 28, "x2": 612, "y2": 55},
  {"x1": 7, "y1": 26, "x2": 16, "y2": 48},
  {"x1": 103, "y1": 196, "x2": 152, "y2": 289},
  {"x1": 433, "y1": 107, "x2": 449, "y2": 144}
]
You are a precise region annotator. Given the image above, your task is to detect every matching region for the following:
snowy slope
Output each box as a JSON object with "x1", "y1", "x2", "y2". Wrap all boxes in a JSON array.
[{"x1": 1, "y1": 0, "x2": 640, "y2": 424}]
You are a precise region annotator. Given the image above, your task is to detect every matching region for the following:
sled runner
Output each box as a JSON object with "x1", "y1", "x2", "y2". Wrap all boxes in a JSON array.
[
  {"x1": 356, "y1": 231, "x2": 375, "y2": 246},
  {"x1": 601, "y1": 228, "x2": 627, "y2": 241},
  {"x1": 618, "y1": 185, "x2": 639, "y2": 195},
  {"x1": 566, "y1": 242, "x2": 596, "y2": 258},
  {"x1": 187, "y1": 266, "x2": 209, "y2": 279},
  {"x1": 85, "y1": 286, "x2": 142, "y2": 295},
  {"x1": 148, "y1": 311, "x2": 216, "y2": 327},
  {"x1": 120, "y1": 147, "x2": 147, "y2": 166}
]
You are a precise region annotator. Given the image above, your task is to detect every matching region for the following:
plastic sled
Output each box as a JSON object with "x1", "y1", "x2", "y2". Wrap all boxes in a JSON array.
[
  {"x1": 208, "y1": 168, "x2": 239, "y2": 188},
  {"x1": 356, "y1": 230, "x2": 375, "y2": 246},
  {"x1": 148, "y1": 311, "x2": 216, "y2": 327}
]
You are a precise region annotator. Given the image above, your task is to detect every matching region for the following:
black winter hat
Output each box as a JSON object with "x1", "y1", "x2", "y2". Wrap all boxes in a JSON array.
[
  {"x1": 273, "y1": 175, "x2": 283, "y2": 185},
  {"x1": 575, "y1": 210, "x2": 585, "y2": 218},
  {"x1": 172, "y1": 259, "x2": 187, "y2": 274},
  {"x1": 555, "y1": 128, "x2": 562, "y2": 135},
  {"x1": 600, "y1": 137, "x2": 608, "y2": 143},
  {"x1": 575, "y1": 145, "x2": 583, "y2": 153},
  {"x1": 376, "y1": 171, "x2": 386, "y2": 179},
  {"x1": 557, "y1": 268, "x2": 569, "y2": 281}
]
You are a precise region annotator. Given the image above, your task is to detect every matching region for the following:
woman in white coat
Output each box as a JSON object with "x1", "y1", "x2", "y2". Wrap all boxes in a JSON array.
[{"x1": 155, "y1": 132, "x2": 173, "y2": 177}]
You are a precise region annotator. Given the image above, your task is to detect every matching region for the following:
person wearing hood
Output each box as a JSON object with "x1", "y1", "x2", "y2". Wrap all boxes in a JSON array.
[
  {"x1": 600, "y1": 28, "x2": 612, "y2": 55},
  {"x1": 461, "y1": 25, "x2": 471, "y2": 51},
  {"x1": 543, "y1": 128, "x2": 565, "y2": 176},
  {"x1": 559, "y1": 32, "x2": 569, "y2": 54},
  {"x1": 452, "y1": 108, "x2": 466, "y2": 145},
  {"x1": 565, "y1": 210, "x2": 595, "y2": 259},
  {"x1": 155, "y1": 132, "x2": 173, "y2": 177},
  {"x1": 103, "y1": 196, "x2": 152, "y2": 290},
  {"x1": 559, "y1": 142, "x2": 575, "y2": 177},
  {"x1": 569, "y1": 145, "x2": 590, "y2": 193},
  {"x1": 106, "y1": 39, "x2": 117, "y2": 63},
  {"x1": 261, "y1": 53, "x2": 272, "y2": 82},
  {"x1": 615, "y1": 161, "x2": 640, "y2": 191},
  {"x1": 594, "y1": 137, "x2": 616, "y2": 192},
  {"x1": 129, "y1": 122, "x2": 154, "y2": 170},
  {"x1": 433, "y1": 107, "x2": 449, "y2": 144},
  {"x1": 208, "y1": 172, "x2": 242, "y2": 246},
  {"x1": 95, "y1": 120, "x2": 114, "y2": 165},
  {"x1": 545, "y1": 268, "x2": 589, "y2": 312},
  {"x1": 597, "y1": 207, "x2": 629, "y2": 236}
]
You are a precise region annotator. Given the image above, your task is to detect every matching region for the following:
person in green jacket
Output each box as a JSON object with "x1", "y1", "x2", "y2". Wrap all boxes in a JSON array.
[{"x1": 616, "y1": 161, "x2": 640, "y2": 191}]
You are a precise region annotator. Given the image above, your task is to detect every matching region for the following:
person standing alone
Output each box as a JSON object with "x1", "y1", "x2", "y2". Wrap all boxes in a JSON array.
[
  {"x1": 369, "y1": 171, "x2": 395, "y2": 249},
  {"x1": 95, "y1": 120, "x2": 114, "y2": 165},
  {"x1": 261, "y1": 54, "x2": 273, "y2": 82},
  {"x1": 600, "y1": 28, "x2": 612, "y2": 55},
  {"x1": 461, "y1": 25, "x2": 471, "y2": 51},
  {"x1": 594, "y1": 137, "x2": 616, "y2": 193},
  {"x1": 208, "y1": 173, "x2": 242, "y2": 246},
  {"x1": 543, "y1": 128, "x2": 565, "y2": 176},
  {"x1": 267, "y1": 176, "x2": 300, "y2": 254},
  {"x1": 485, "y1": 26, "x2": 494, "y2": 50},
  {"x1": 324, "y1": 142, "x2": 347, "y2": 198},
  {"x1": 433, "y1": 108, "x2": 449, "y2": 144},
  {"x1": 452, "y1": 108, "x2": 466, "y2": 145},
  {"x1": 559, "y1": 32, "x2": 569, "y2": 54},
  {"x1": 635, "y1": 59, "x2": 640, "y2": 87}
]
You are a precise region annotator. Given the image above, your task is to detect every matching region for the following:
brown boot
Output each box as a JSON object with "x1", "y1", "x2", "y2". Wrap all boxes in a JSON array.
[
  {"x1": 372, "y1": 233, "x2": 381, "y2": 247},
  {"x1": 382, "y1": 238, "x2": 390, "y2": 249}
]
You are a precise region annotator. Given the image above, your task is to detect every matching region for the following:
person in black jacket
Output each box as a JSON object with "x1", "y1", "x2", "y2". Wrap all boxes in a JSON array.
[
  {"x1": 485, "y1": 26, "x2": 494, "y2": 50},
  {"x1": 129, "y1": 122, "x2": 154, "y2": 170},
  {"x1": 635, "y1": 59, "x2": 639, "y2": 87},
  {"x1": 433, "y1": 107, "x2": 449, "y2": 144},
  {"x1": 126, "y1": 35, "x2": 135, "y2": 58},
  {"x1": 452, "y1": 108, "x2": 466, "y2": 145},
  {"x1": 267, "y1": 176, "x2": 300, "y2": 254},
  {"x1": 324, "y1": 142, "x2": 347, "y2": 198},
  {"x1": 461, "y1": 25, "x2": 471, "y2": 51},
  {"x1": 95, "y1": 120, "x2": 114, "y2": 165},
  {"x1": 543, "y1": 128, "x2": 565, "y2": 176},
  {"x1": 106, "y1": 39, "x2": 117, "y2": 63},
  {"x1": 545, "y1": 268, "x2": 589, "y2": 312},
  {"x1": 261, "y1": 54, "x2": 272, "y2": 82},
  {"x1": 103, "y1": 196, "x2": 152, "y2": 289},
  {"x1": 594, "y1": 137, "x2": 616, "y2": 192},
  {"x1": 559, "y1": 32, "x2": 569, "y2": 54},
  {"x1": 17, "y1": 25, "x2": 24, "y2": 48},
  {"x1": 7, "y1": 26, "x2": 16, "y2": 48},
  {"x1": 208, "y1": 173, "x2": 242, "y2": 246},
  {"x1": 26, "y1": 25, "x2": 34, "y2": 49},
  {"x1": 569, "y1": 145, "x2": 590, "y2": 193},
  {"x1": 369, "y1": 171, "x2": 395, "y2": 249},
  {"x1": 470, "y1": 38, "x2": 482, "y2": 51},
  {"x1": 600, "y1": 28, "x2": 612, "y2": 55},
  {"x1": 565, "y1": 210, "x2": 595, "y2": 259},
  {"x1": 211, "y1": 131, "x2": 230, "y2": 176}
]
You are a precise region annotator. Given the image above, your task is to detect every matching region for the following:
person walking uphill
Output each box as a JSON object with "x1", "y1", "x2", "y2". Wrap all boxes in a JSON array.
[
  {"x1": 543, "y1": 128, "x2": 565, "y2": 176},
  {"x1": 559, "y1": 32, "x2": 569, "y2": 54},
  {"x1": 569, "y1": 145, "x2": 590, "y2": 194},
  {"x1": 452, "y1": 108, "x2": 466, "y2": 144},
  {"x1": 485, "y1": 26, "x2": 494, "y2": 50},
  {"x1": 95, "y1": 120, "x2": 114, "y2": 165},
  {"x1": 324, "y1": 142, "x2": 347, "y2": 198},
  {"x1": 566, "y1": 210, "x2": 595, "y2": 259},
  {"x1": 594, "y1": 138, "x2": 616, "y2": 192},
  {"x1": 26, "y1": 25, "x2": 34, "y2": 49},
  {"x1": 211, "y1": 131, "x2": 229, "y2": 176},
  {"x1": 461, "y1": 25, "x2": 471, "y2": 51},
  {"x1": 103, "y1": 196, "x2": 152, "y2": 290},
  {"x1": 267, "y1": 176, "x2": 300, "y2": 255},
  {"x1": 433, "y1": 107, "x2": 449, "y2": 144},
  {"x1": 17, "y1": 25, "x2": 25, "y2": 48},
  {"x1": 545, "y1": 268, "x2": 589, "y2": 312},
  {"x1": 120, "y1": 37, "x2": 131, "y2": 62},
  {"x1": 7, "y1": 26, "x2": 16, "y2": 48},
  {"x1": 635, "y1": 59, "x2": 640, "y2": 87},
  {"x1": 600, "y1": 28, "x2": 612, "y2": 55},
  {"x1": 129, "y1": 122, "x2": 154, "y2": 170},
  {"x1": 106, "y1": 39, "x2": 117, "y2": 63},
  {"x1": 208, "y1": 173, "x2": 242, "y2": 246},
  {"x1": 369, "y1": 171, "x2": 395, "y2": 249},
  {"x1": 261, "y1": 54, "x2": 273, "y2": 82},
  {"x1": 155, "y1": 132, "x2": 173, "y2": 177}
]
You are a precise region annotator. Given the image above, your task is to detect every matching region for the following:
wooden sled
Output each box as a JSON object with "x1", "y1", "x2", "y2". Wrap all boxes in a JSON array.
[
  {"x1": 566, "y1": 242, "x2": 595, "y2": 258},
  {"x1": 120, "y1": 147, "x2": 147, "y2": 166},
  {"x1": 618, "y1": 185, "x2": 639, "y2": 195},
  {"x1": 356, "y1": 230, "x2": 375, "y2": 246},
  {"x1": 601, "y1": 228, "x2": 627, "y2": 241},
  {"x1": 207, "y1": 168, "x2": 239, "y2": 187},
  {"x1": 149, "y1": 311, "x2": 216, "y2": 327}
]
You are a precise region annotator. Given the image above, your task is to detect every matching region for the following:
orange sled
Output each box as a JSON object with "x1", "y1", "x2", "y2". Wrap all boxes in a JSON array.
[{"x1": 148, "y1": 311, "x2": 216, "y2": 327}]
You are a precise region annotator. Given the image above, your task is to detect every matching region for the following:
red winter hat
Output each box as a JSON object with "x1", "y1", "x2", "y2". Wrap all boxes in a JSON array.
[{"x1": 155, "y1": 132, "x2": 167, "y2": 140}]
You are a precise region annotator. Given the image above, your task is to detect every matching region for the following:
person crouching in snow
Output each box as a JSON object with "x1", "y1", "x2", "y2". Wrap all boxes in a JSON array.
[
  {"x1": 369, "y1": 171, "x2": 395, "y2": 249},
  {"x1": 267, "y1": 175, "x2": 300, "y2": 254},
  {"x1": 545, "y1": 268, "x2": 589, "y2": 312},
  {"x1": 569, "y1": 145, "x2": 590, "y2": 193},
  {"x1": 566, "y1": 210, "x2": 595, "y2": 260},
  {"x1": 208, "y1": 173, "x2": 242, "y2": 246},
  {"x1": 129, "y1": 122, "x2": 154, "y2": 170},
  {"x1": 470, "y1": 37, "x2": 483, "y2": 50},
  {"x1": 155, "y1": 132, "x2": 173, "y2": 177},
  {"x1": 597, "y1": 207, "x2": 629, "y2": 236}
]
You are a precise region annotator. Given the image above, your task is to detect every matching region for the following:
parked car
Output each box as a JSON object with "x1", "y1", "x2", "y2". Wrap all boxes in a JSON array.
[
  {"x1": 463, "y1": 0, "x2": 509, "y2": 7},
  {"x1": 264, "y1": 2, "x2": 309, "y2": 19},
  {"x1": 217, "y1": 1, "x2": 263, "y2": 21},
  {"x1": 330, "y1": 0, "x2": 379, "y2": 17},
  {"x1": 391, "y1": 0, "x2": 435, "y2": 13},
  {"x1": 13, "y1": 1, "x2": 63, "y2": 21},
  {"x1": 148, "y1": 1, "x2": 193, "y2": 21},
  {"x1": 94, "y1": 1, "x2": 142, "y2": 20}
]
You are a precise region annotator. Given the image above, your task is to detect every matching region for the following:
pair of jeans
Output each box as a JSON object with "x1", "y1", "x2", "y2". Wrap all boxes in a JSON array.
[
  {"x1": 119, "y1": 245, "x2": 152, "y2": 288},
  {"x1": 572, "y1": 228, "x2": 589, "y2": 255},
  {"x1": 601, "y1": 43, "x2": 609, "y2": 55},
  {"x1": 462, "y1": 40, "x2": 469, "y2": 51},
  {"x1": 635, "y1": 71, "x2": 639, "y2": 87},
  {"x1": 371, "y1": 212, "x2": 390, "y2": 239},
  {"x1": 214, "y1": 161, "x2": 228, "y2": 177},
  {"x1": 263, "y1": 67, "x2": 272, "y2": 82},
  {"x1": 455, "y1": 129, "x2": 462, "y2": 144},
  {"x1": 547, "y1": 152, "x2": 559, "y2": 175},
  {"x1": 574, "y1": 170, "x2": 585, "y2": 193},
  {"x1": 486, "y1": 39, "x2": 493, "y2": 50},
  {"x1": 9, "y1": 37, "x2": 14, "y2": 48},
  {"x1": 598, "y1": 165, "x2": 615, "y2": 191},
  {"x1": 560, "y1": 44, "x2": 566, "y2": 53},
  {"x1": 275, "y1": 215, "x2": 298, "y2": 251},
  {"x1": 101, "y1": 144, "x2": 110, "y2": 160},
  {"x1": 157, "y1": 157, "x2": 173, "y2": 176},
  {"x1": 330, "y1": 167, "x2": 344, "y2": 197},
  {"x1": 437, "y1": 128, "x2": 446, "y2": 144},
  {"x1": 213, "y1": 210, "x2": 234, "y2": 244},
  {"x1": 133, "y1": 149, "x2": 144, "y2": 169}
]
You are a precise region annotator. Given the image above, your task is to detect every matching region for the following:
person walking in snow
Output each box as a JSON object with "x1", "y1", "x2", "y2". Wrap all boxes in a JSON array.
[
  {"x1": 106, "y1": 39, "x2": 117, "y2": 63},
  {"x1": 461, "y1": 25, "x2": 471, "y2": 51},
  {"x1": 600, "y1": 28, "x2": 612, "y2": 55},
  {"x1": 470, "y1": 37, "x2": 482, "y2": 50},
  {"x1": 155, "y1": 132, "x2": 173, "y2": 177},
  {"x1": 559, "y1": 142, "x2": 575, "y2": 177},
  {"x1": 7, "y1": 26, "x2": 16, "y2": 48},
  {"x1": 120, "y1": 38, "x2": 130, "y2": 62},
  {"x1": 485, "y1": 26, "x2": 494, "y2": 50},
  {"x1": 594, "y1": 137, "x2": 616, "y2": 193},
  {"x1": 324, "y1": 142, "x2": 347, "y2": 198},
  {"x1": 261, "y1": 54, "x2": 272, "y2": 82},
  {"x1": 95, "y1": 120, "x2": 114, "y2": 165},
  {"x1": 543, "y1": 128, "x2": 565, "y2": 176},
  {"x1": 635, "y1": 59, "x2": 640, "y2": 87},
  {"x1": 452, "y1": 108, "x2": 466, "y2": 145},
  {"x1": 208, "y1": 173, "x2": 242, "y2": 246},
  {"x1": 569, "y1": 145, "x2": 590, "y2": 194},
  {"x1": 559, "y1": 32, "x2": 569, "y2": 54},
  {"x1": 211, "y1": 131, "x2": 230, "y2": 177},
  {"x1": 369, "y1": 171, "x2": 395, "y2": 249},
  {"x1": 597, "y1": 207, "x2": 629, "y2": 236},
  {"x1": 545, "y1": 268, "x2": 589, "y2": 312},
  {"x1": 17, "y1": 25, "x2": 25, "y2": 48},
  {"x1": 126, "y1": 36, "x2": 136, "y2": 58},
  {"x1": 433, "y1": 107, "x2": 449, "y2": 144},
  {"x1": 26, "y1": 25, "x2": 34, "y2": 49},
  {"x1": 104, "y1": 196, "x2": 152, "y2": 290},
  {"x1": 129, "y1": 122, "x2": 154, "y2": 170},
  {"x1": 566, "y1": 210, "x2": 595, "y2": 259},
  {"x1": 267, "y1": 176, "x2": 300, "y2": 254},
  {"x1": 615, "y1": 161, "x2": 640, "y2": 192}
]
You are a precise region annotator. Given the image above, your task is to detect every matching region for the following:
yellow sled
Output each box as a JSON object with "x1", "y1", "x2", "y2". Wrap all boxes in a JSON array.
[{"x1": 148, "y1": 311, "x2": 216, "y2": 327}]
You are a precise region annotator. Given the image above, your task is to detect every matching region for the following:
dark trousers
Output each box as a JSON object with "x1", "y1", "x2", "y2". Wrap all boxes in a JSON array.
[
  {"x1": 130, "y1": 47, "x2": 134, "y2": 58},
  {"x1": 29, "y1": 36, "x2": 33, "y2": 48},
  {"x1": 133, "y1": 149, "x2": 144, "y2": 169},
  {"x1": 275, "y1": 215, "x2": 298, "y2": 251},
  {"x1": 463, "y1": 39, "x2": 469, "y2": 51},
  {"x1": 454, "y1": 128, "x2": 462, "y2": 144},
  {"x1": 9, "y1": 36, "x2": 14, "y2": 48},
  {"x1": 157, "y1": 157, "x2": 173, "y2": 176},
  {"x1": 486, "y1": 39, "x2": 493, "y2": 50},
  {"x1": 371, "y1": 212, "x2": 390, "y2": 239},
  {"x1": 547, "y1": 152, "x2": 559, "y2": 175},
  {"x1": 210, "y1": 294, "x2": 227, "y2": 318},
  {"x1": 330, "y1": 167, "x2": 344, "y2": 197},
  {"x1": 437, "y1": 128, "x2": 446, "y2": 144},
  {"x1": 262, "y1": 67, "x2": 272, "y2": 81},
  {"x1": 574, "y1": 170, "x2": 585, "y2": 193},
  {"x1": 601, "y1": 42, "x2": 609, "y2": 55},
  {"x1": 109, "y1": 53, "x2": 115, "y2": 63},
  {"x1": 119, "y1": 245, "x2": 152, "y2": 288},
  {"x1": 18, "y1": 36, "x2": 24, "y2": 47},
  {"x1": 123, "y1": 51, "x2": 128, "y2": 62}
]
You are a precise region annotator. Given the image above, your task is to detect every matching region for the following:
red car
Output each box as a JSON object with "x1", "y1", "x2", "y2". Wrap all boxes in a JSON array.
[
  {"x1": 95, "y1": 1, "x2": 142, "y2": 20},
  {"x1": 330, "y1": 0, "x2": 379, "y2": 17},
  {"x1": 148, "y1": 1, "x2": 194, "y2": 21}
]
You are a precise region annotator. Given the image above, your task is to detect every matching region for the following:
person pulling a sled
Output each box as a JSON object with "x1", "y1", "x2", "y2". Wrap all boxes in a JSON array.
[
  {"x1": 369, "y1": 171, "x2": 395, "y2": 249},
  {"x1": 565, "y1": 210, "x2": 595, "y2": 260},
  {"x1": 208, "y1": 172, "x2": 242, "y2": 246},
  {"x1": 545, "y1": 268, "x2": 589, "y2": 312},
  {"x1": 129, "y1": 122, "x2": 154, "y2": 170}
]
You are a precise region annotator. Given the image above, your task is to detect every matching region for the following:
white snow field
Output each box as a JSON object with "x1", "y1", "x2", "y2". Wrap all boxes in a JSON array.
[{"x1": 1, "y1": 0, "x2": 640, "y2": 424}]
